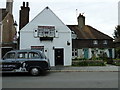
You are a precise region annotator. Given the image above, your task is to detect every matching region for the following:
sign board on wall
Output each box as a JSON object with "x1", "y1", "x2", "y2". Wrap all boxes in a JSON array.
[{"x1": 38, "y1": 26, "x2": 55, "y2": 37}]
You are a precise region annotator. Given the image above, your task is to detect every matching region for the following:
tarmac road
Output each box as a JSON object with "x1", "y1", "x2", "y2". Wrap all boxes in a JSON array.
[{"x1": 2, "y1": 71, "x2": 118, "y2": 88}]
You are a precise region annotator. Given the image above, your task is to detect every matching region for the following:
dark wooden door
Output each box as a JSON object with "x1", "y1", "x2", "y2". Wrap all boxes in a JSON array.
[{"x1": 55, "y1": 49, "x2": 64, "y2": 66}]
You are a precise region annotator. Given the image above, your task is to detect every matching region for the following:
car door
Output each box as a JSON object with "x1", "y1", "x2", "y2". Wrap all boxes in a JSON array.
[{"x1": 2, "y1": 52, "x2": 17, "y2": 71}]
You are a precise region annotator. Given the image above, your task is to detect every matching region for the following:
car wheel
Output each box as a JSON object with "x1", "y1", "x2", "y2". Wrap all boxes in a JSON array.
[{"x1": 30, "y1": 67, "x2": 40, "y2": 76}]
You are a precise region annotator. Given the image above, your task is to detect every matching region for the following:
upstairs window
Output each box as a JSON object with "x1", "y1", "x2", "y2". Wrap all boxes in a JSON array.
[
  {"x1": 93, "y1": 40, "x2": 98, "y2": 45},
  {"x1": 71, "y1": 31, "x2": 77, "y2": 39},
  {"x1": 103, "y1": 40, "x2": 108, "y2": 45}
]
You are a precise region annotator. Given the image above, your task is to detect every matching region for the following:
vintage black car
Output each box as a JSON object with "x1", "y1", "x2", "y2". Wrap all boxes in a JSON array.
[{"x1": 0, "y1": 50, "x2": 50, "y2": 76}]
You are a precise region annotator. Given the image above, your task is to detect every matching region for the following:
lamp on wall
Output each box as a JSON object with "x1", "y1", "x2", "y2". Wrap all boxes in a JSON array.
[
  {"x1": 67, "y1": 41, "x2": 70, "y2": 46},
  {"x1": 53, "y1": 46, "x2": 55, "y2": 50}
]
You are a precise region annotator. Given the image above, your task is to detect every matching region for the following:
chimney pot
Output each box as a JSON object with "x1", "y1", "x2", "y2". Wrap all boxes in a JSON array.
[
  {"x1": 6, "y1": 0, "x2": 13, "y2": 14},
  {"x1": 26, "y1": 2, "x2": 29, "y2": 7},
  {"x1": 23, "y1": 2, "x2": 25, "y2": 7}
]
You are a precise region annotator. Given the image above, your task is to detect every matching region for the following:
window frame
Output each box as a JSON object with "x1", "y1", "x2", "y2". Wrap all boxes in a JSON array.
[
  {"x1": 93, "y1": 40, "x2": 98, "y2": 45},
  {"x1": 103, "y1": 40, "x2": 108, "y2": 45},
  {"x1": 28, "y1": 52, "x2": 40, "y2": 59},
  {"x1": 4, "y1": 52, "x2": 16, "y2": 60},
  {"x1": 17, "y1": 52, "x2": 28, "y2": 59}
]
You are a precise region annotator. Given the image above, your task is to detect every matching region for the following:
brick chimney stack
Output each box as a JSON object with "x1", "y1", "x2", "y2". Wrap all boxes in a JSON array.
[
  {"x1": 6, "y1": 0, "x2": 13, "y2": 14},
  {"x1": 77, "y1": 13, "x2": 85, "y2": 30},
  {"x1": 19, "y1": 2, "x2": 30, "y2": 30}
]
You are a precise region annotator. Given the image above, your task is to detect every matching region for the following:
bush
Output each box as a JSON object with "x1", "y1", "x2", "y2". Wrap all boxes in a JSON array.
[
  {"x1": 72, "y1": 60, "x2": 106, "y2": 66},
  {"x1": 113, "y1": 60, "x2": 120, "y2": 66}
]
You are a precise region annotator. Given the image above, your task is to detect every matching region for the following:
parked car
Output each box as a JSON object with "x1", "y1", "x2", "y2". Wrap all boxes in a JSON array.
[{"x1": 0, "y1": 50, "x2": 50, "y2": 76}]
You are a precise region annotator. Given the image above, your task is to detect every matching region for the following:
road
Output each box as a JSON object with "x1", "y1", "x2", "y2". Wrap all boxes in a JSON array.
[{"x1": 2, "y1": 71, "x2": 118, "y2": 88}]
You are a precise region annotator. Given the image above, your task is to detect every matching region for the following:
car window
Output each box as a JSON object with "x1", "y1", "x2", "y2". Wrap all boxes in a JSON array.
[
  {"x1": 29, "y1": 52, "x2": 40, "y2": 59},
  {"x1": 17, "y1": 52, "x2": 28, "y2": 59},
  {"x1": 4, "y1": 52, "x2": 15, "y2": 59}
]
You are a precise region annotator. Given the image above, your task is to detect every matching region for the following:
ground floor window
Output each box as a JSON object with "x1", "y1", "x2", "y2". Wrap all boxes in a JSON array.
[
  {"x1": 72, "y1": 49, "x2": 78, "y2": 57},
  {"x1": 31, "y1": 46, "x2": 44, "y2": 52}
]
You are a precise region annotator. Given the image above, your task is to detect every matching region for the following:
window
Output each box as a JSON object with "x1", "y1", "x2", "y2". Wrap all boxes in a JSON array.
[
  {"x1": 103, "y1": 40, "x2": 107, "y2": 45},
  {"x1": 31, "y1": 46, "x2": 44, "y2": 52},
  {"x1": 18, "y1": 52, "x2": 28, "y2": 59},
  {"x1": 5, "y1": 52, "x2": 15, "y2": 59},
  {"x1": 93, "y1": 40, "x2": 98, "y2": 45},
  {"x1": 29, "y1": 52, "x2": 40, "y2": 59},
  {"x1": 71, "y1": 31, "x2": 77, "y2": 39},
  {"x1": 72, "y1": 49, "x2": 78, "y2": 57}
]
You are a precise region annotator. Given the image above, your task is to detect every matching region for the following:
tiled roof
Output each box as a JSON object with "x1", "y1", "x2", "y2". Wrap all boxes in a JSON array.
[
  {"x1": 0, "y1": 9, "x2": 8, "y2": 22},
  {"x1": 114, "y1": 37, "x2": 120, "y2": 43},
  {"x1": 67, "y1": 25, "x2": 113, "y2": 40}
]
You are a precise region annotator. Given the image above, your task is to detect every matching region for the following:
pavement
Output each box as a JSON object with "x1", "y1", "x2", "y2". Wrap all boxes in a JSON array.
[{"x1": 50, "y1": 64, "x2": 119, "y2": 72}]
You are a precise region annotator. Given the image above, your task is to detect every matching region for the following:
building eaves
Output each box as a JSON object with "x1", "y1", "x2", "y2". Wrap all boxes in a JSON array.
[{"x1": 67, "y1": 25, "x2": 113, "y2": 40}]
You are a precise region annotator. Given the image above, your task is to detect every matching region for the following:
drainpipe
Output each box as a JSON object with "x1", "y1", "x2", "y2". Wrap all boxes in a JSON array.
[{"x1": 0, "y1": 22, "x2": 3, "y2": 59}]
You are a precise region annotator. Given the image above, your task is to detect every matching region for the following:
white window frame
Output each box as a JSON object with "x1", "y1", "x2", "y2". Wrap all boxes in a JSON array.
[
  {"x1": 72, "y1": 49, "x2": 78, "y2": 57},
  {"x1": 93, "y1": 40, "x2": 98, "y2": 45}
]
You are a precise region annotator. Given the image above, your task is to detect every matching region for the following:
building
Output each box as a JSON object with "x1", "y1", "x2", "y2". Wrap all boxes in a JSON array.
[
  {"x1": 68, "y1": 14, "x2": 115, "y2": 59},
  {"x1": 0, "y1": 0, "x2": 17, "y2": 59},
  {"x1": 113, "y1": 2, "x2": 120, "y2": 58},
  {"x1": 114, "y1": 1, "x2": 120, "y2": 48},
  {"x1": 20, "y1": 7, "x2": 72, "y2": 66}
]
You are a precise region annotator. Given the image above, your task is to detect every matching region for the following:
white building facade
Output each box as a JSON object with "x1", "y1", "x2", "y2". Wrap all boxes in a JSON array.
[{"x1": 20, "y1": 7, "x2": 72, "y2": 66}]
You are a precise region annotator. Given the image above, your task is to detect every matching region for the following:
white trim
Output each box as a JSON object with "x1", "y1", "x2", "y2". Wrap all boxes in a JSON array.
[
  {"x1": 0, "y1": 23, "x2": 3, "y2": 59},
  {"x1": 1, "y1": 47, "x2": 13, "y2": 48},
  {"x1": 0, "y1": 23, "x2": 3, "y2": 44}
]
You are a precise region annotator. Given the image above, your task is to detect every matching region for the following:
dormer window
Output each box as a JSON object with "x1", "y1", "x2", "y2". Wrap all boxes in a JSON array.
[
  {"x1": 93, "y1": 40, "x2": 98, "y2": 45},
  {"x1": 71, "y1": 31, "x2": 77, "y2": 39},
  {"x1": 103, "y1": 40, "x2": 107, "y2": 45}
]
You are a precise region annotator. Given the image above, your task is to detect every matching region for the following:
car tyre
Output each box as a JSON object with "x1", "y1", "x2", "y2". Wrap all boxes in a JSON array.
[{"x1": 29, "y1": 67, "x2": 40, "y2": 76}]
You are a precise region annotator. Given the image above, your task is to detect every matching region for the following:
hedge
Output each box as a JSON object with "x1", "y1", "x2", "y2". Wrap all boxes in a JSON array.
[
  {"x1": 72, "y1": 60, "x2": 106, "y2": 66},
  {"x1": 113, "y1": 60, "x2": 120, "y2": 66}
]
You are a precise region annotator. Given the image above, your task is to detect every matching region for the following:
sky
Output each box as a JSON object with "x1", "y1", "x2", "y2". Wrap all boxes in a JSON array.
[{"x1": 0, "y1": 0, "x2": 120, "y2": 37}]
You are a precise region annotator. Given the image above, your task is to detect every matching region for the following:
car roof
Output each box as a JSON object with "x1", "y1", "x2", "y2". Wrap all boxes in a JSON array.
[{"x1": 8, "y1": 49, "x2": 43, "y2": 53}]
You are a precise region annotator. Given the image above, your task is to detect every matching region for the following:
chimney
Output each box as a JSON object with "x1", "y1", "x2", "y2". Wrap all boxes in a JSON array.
[
  {"x1": 6, "y1": 0, "x2": 13, "y2": 14},
  {"x1": 19, "y1": 2, "x2": 30, "y2": 30},
  {"x1": 77, "y1": 13, "x2": 85, "y2": 29}
]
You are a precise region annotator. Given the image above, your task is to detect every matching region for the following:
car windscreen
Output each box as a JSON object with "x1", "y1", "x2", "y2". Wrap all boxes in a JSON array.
[{"x1": 3, "y1": 52, "x2": 16, "y2": 60}]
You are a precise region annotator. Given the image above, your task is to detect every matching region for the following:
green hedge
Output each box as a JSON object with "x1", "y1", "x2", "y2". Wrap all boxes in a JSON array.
[
  {"x1": 72, "y1": 60, "x2": 106, "y2": 66},
  {"x1": 113, "y1": 60, "x2": 120, "y2": 66}
]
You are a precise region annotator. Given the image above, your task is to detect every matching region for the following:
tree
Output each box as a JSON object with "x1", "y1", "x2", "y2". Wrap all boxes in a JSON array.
[
  {"x1": 114, "y1": 25, "x2": 120, "y2": 38},
  {"x1": 114, "y1": 25, "x2": 120, "y2": 58}
]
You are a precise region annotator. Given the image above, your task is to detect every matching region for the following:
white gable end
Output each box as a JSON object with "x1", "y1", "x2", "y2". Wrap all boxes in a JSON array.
[
  {"x1": 20, "y1": 7, "x2": 72, "y2": 66},
  {"x1": 21, "y1": 7, "x2": 71, "y2": 33}
]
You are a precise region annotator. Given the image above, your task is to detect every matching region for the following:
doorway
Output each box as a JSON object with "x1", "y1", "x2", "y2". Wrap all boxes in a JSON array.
[
  {"x1": 2, "y1": 47, "x2": 13, "y2": 58},
  {"x1": 55, "y1": 48, "x2": 64, "y2": 66}
]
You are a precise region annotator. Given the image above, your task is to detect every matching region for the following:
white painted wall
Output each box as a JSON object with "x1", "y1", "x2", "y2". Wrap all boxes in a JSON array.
[
  {"x1": 20, "y1": 7, "x2": 72, "y2": 66},
  {"x1": 119, "y1": 1, "x2": 120, "y2": 25}
]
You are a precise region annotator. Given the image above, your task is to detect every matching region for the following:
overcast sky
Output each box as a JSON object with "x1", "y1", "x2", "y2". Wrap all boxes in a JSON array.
[{"x1": 0, "y1": 0, "x2": 120, "y2": 37}]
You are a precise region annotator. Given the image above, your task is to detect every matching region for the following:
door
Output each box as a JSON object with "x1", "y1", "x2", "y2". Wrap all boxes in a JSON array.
[
  {"x1": 55, "y1": 49, "x2": 64, "y2": 66},
  {"x1": 2, "y1": 52, "x2": 18, "y2": 71},
  {"x1": 84, "y1": 48, "x2": 89, "y2": 59},
  {"x1": 108, "y1": 49, "x2": 112, "y2": 58}
]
